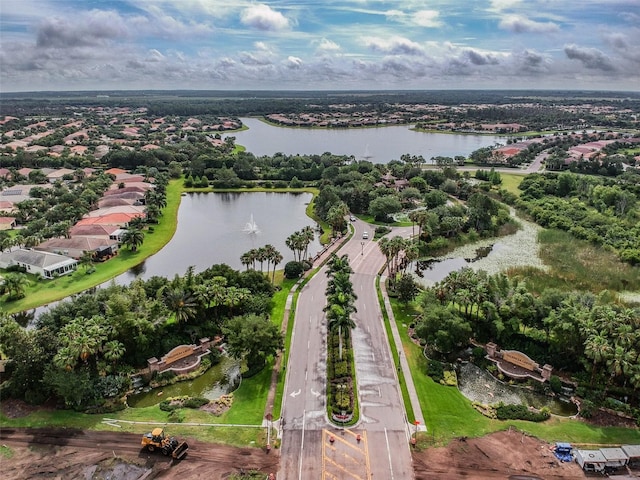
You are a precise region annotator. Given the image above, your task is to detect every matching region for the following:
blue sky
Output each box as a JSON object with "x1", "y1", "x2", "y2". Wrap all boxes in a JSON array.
[{"x1": 1, "y1": 0, "x2": 639, "y2": 92}]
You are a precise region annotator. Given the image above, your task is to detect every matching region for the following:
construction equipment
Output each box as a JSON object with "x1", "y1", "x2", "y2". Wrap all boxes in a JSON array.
[{"x1": 141, "y1": 428, "x2": 189, "y2": 460}]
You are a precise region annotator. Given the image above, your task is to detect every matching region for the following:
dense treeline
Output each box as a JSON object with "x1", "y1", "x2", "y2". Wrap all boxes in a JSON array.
[
  {"x1": 0, "y1": 263, "x2": 282, "y2": 409},
  {"x1": 415, "y1": 267, "x2": 640, "y2": 420},
  {"x1": 508, "y1": 172, "x2": 640, "y2": 264}
]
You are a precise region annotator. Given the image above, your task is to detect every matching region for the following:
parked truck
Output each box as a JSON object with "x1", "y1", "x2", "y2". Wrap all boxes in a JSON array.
[{"x1": 141, "y1": 428, "x2": 188, "y2": 460}]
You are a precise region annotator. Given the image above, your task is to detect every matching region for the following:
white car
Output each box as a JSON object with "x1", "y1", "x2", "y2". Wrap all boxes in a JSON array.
[{"x1": 362, "y1": 231, "x2": 369, "y2": 239}]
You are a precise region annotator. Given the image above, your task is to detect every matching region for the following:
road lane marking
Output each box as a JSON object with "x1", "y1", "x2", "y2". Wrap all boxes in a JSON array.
[
  {"x1": 384, "y1": 428, "x2": 394, "y2": 480},
  {"x1": 298, "y1": 410, "x2": 306, "y2": 480},
  {"x1": 290, "y1": 389, "x2": 301, "y2": 398}
]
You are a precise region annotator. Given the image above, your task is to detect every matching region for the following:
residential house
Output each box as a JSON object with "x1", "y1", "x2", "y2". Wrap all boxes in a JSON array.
[
  {"x1": 86, "y1": 205, "x2": 145, "y2": 218},
  {"x1": 0, "y1": 248, "x2": 77, "y2": 278},
  {"x1": 35, "y1": 237, "x2": 119, "y2": 260},
  {"x1": 46, "y1": 168, "x2": 75, "y2": 183},
  {"x1": 0, "y1": 217, "x2": 16, "y2": 230},
  {"x1": 75, "y1": 212, "x2": 142, "y2": 227},
  {"x1": 69, "y1": 224, "x2": 120, "y2": 240}
]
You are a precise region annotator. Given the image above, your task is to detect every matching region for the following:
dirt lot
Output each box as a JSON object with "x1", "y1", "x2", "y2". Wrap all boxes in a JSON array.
[
  {"x1": 0, "y1": 427, "x2": 592, "y2": 480},
  {"x1": 412, "y1": 430, "x2": 587, "y2": 479}
]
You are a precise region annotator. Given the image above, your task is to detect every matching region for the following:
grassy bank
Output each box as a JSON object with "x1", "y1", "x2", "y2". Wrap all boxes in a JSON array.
[{"x1": 390, "y1": 298, "x2": 640, "y2": 446}]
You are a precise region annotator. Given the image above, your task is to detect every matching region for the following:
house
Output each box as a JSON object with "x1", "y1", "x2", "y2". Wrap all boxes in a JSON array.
[
  {"x1": 69, "y1": 224, "x2": 120, "y2": 240},
  {"x1": 0, "y1": 217, "x2": 16, "y2": 230},
  {"x1": 0, "y1": 248, "x2": 77, "y2": 278},
  {"x1": 0, "y1": 168, "x2": 11, "y2": 180},
  {"x1": 46, "y1": 168, "x2": 75, "y2": 183},
  {"x1": 35, "y1": 237, "x2": 119, "y2": 260},
  {"x1": 75, "y1": 212, "x2": 142, "y2": 227},
  {"x1": 86, "y1": 205, "x2": 145, "y2": 218}
]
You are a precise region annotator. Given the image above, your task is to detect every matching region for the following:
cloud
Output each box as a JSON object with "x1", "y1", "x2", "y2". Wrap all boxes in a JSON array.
[
  {"x1": 36, "y1": 10, "x2": 127, "y2": 48},
  {"x1": 240, "y1": 4, "x2": 289, "y2": 31},
  {"x1": 364, "y1": 36, "x2": 424, "y2": 56},
  {"x1": 413, "y1": 10, "x2": 443, "y2": 28},
  {"x1": 315, "y1": 38, "x2": 340, "y2": 53},
  {"x1": 564, "y1": 44, "x2": 616, "y2": 71},
  {"x1": 499, "y1": 14, "x2": 559, "y2": 33},
  {"x1": 463, "y1": 48, "x2": 500, "y2": 66},
  {"x1": 287, "y1": 56, "x2": 303, "y2": 68}
]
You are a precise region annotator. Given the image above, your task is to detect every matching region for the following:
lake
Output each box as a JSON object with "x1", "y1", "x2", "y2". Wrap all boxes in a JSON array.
[
  {"x1": 114, "y1": 191, "x2": 323, "y2": 284},
  {"x1": 227, "y1": 117, "x2": 506, "y2": 163}
]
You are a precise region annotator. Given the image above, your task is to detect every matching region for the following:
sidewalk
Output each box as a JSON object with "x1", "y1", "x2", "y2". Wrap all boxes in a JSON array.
[{"x1": 379, "y1": 276, "x2": 426, "y2": 432}]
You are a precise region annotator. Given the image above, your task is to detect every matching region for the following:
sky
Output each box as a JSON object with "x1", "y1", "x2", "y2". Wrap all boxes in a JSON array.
[{"x1": 1, "y1": 0, "x2": 639, "y2": 92}]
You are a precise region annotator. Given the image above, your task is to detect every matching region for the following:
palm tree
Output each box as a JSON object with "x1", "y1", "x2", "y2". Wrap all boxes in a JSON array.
[
  {"x1": 300, "y1": 226, "x2": 315, "y2": 261},
  {"x1": 103, "y1": 340, "x2": 126, "y2": 365},
  {"x1": 121, "y1": 229, "x2": 145, "y2": 252},
  {"x1": 3, "y1": 273, "x2": 29, "y2": 299},
  {"x1": 584, "y1": 333, "x2": 613, "y2": 386},
  {"x1": 79, "y1": 250, "x2": 96, "y2": 272},
  {"x1": 240, "y1": 251, "x2": 253, "y2": 271},
  {"x1": 161, "y1": 286, "x2": 197, "y2": 323},
  {"x1": 270, "y1": 249, "x2": 283, "y2": 283},
  {"x1": 256, "y1": 246, "x2": 268, "y2": 273}
]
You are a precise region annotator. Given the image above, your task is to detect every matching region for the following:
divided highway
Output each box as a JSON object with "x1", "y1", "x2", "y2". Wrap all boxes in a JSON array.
[{"x1": 279, "y1": 221, "x2": 416, "y2": 479}]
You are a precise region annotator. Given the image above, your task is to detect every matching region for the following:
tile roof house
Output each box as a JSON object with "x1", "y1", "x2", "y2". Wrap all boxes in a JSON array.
[
  {"x1": 35, "y1": 237, "x2": 119, "y2": 260},
  {"x1": 75, "y1": 212, "x2": 142, "y2": 227},
  {"x1": 0, "y1": 217, "x2": 17, "y2": 230},
  {"x1": 69, "y1": 224, "x2": 120, "y2": 239},
  {"x1": 0, "y1": 248, "x2": 77, "y2": 278},
  {"x1": 86, "y1": 205, "x2": 145, "y2": 218}
]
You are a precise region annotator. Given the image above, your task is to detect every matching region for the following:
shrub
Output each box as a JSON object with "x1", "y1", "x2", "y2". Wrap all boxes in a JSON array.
[
  {"x1": 426, "y1": 359, "x2": 445, "y2": 383},
  {"x1": 284, "y1": 261, "x2": 303, "y2": 279},
  {"x1": 334, "y1": 361, "x2": 349, "y2": 378},
  {"x1": 184, "y1": 397, "x2": 210, "y2": 409},
  {"x1": 495, "y1": 403, "x2": 550, "y2": 422},
  {"x1": 549, "y1": 375, "x2": 562, "y2": 394}
]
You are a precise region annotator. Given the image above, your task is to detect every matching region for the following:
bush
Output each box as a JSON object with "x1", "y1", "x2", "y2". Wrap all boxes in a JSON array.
[
  {"x1": 334, "y1": 361, "x2": 349, "y2": 378},
  {"x1": 549, "y1": 375, "x2": 562, "y2": 394},
  {"x1": 495, "y1": 403, "x2": 550, "y2": 422},
  {"x1": 284, "y1": 261, "x2": 303, "y2": 279},
  {"x1": 184, "y1": 397, "x2": 210, "y2": 409},
  {"x1": 427, "y1": 359, "x2": 445, "y2": 382}
]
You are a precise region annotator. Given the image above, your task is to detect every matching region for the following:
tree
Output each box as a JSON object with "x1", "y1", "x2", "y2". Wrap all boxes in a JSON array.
[
  {"x1": 368, "y1": 195, "x2": 402, "y2": 222},
  {"x1": 79, "y1": 250, "x2": 96, "y2": 272},
  {"x1": 396, "y1": 273, "x2": 420, "y2": 304},
  {"x1": 160, "y1": 286, "x2": 197, "y2": 323},
  {"x1": 121, "y1": 229, "x2": 145, "y2": 251},
  {"x1": 3, "y1": 273, "x2": 29, "y2": 299},
  {"x1": 223, "y1": 314, "x2": 283, "y2": 373}
]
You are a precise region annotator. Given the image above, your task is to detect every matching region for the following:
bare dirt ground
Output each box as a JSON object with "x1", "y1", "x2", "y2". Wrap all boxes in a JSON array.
[
  {"x1": 413, "y1": 430, "x2": 587, "y2": 480},
  {"x1": 1, "y1": 399, "x2": 636, "y2": 479}
]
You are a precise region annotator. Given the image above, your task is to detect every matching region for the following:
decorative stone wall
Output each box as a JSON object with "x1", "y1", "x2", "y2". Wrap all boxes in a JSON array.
[
  {"x1": 147, "y1": 336, "x2": 222, "y2": 375},
  {"x1": 484, "y1": 342, "x2": 552, "y2": 383}
]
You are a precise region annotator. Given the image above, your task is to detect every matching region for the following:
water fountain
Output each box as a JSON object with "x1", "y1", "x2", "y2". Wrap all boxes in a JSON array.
[{"x1": 243, "y1": 213, "x2": 260, "y2": 234}]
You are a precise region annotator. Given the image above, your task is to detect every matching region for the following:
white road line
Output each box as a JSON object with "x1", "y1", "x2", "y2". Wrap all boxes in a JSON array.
[
  {"x1": 298, "y1": 410, "x2": 306, "y2": 480},
  {"x1": 305, "y1": 370, "x2": 308, "y2": 381},
  {"x1": 372, "y1": 351, "x2": 375, "y2": 362},
  {"x1": 384, "y1": 427, "x2": 395, "y2": 479},
  {"x1": 378, "y1": 386, "x2": 381, "y2": 397}
]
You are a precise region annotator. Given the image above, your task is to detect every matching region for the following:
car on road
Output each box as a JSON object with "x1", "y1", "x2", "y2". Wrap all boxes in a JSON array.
[
  {"x1": 362, "y1": 231, "x2": 369, "y2": 239},
  {"x1": 350, "y1": 215, "x2": 356, "y2": 222}
]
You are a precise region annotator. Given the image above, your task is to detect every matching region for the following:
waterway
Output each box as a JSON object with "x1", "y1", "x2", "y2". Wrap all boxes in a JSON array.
[
  {"x1": 127, "y1": 355, "x2": 241, "y2": 408},
  {"x1": 227, "y1": 117, "x2": 507, "y2": 162}
]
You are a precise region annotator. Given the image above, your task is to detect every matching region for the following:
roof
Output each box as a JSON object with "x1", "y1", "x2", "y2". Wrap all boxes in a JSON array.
[
  {"x1": 76, "y1": 212, "x2": 142, "y2": 226},
  {"x1": 104, "y1": 167, "x2": 128, "y2": 175},
  {"x1": 86, "y1": 205, "x2": 145, "y2": 218},
  {"x1": 600, "y1": 447, "x2": 628, "y2": 462},
  {"x1": 69, "y1": 224, "x2": 120, "y2": 237},
  {"x1": 2, "y1": 248, "x2": 77, "y2": 269},
  {"x1": 36, "y1": 237, "x2": 118, "y2": 251},
  {"x1": 0, "y1": 217, "x2": 16, "y2": 224},
  {"x1": 622, "y1": 445, "x2": 640, "y2": 458},
  {"x1": 576, "y1": 450, "x2": 606, "y2": 463}
]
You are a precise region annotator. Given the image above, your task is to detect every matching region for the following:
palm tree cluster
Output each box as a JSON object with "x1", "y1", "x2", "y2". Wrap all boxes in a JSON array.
[
  {"x1": 239, "y1": 244, "x2": 283, "y2": 282},
  {"x1": 378, "y1": 235, "x2": 419, "y2": 280},
  {"x1": 325, "y1": 254, "x2": 357, "y2": 417},
  {"x1": 285, "y1": 226, "x2": 316, "y2": 263},
  {"x1": 418, "y1": 268, "x2": 640, "y2": 393}
]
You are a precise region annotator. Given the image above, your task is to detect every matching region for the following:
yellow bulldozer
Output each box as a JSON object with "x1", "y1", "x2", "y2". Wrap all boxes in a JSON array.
[{"x1": 141, "y1": 428, "x2": 189, "y2": 460}]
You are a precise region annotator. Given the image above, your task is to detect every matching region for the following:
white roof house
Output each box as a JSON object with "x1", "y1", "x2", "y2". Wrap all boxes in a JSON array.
[{"x1": 0, "y1": 248, "x2": 77, "y2": 279}]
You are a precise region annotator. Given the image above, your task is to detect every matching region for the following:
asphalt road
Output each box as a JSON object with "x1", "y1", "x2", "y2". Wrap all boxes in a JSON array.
[{"x1": 279, "y1": 220, "x2": 415, "y2": 479}]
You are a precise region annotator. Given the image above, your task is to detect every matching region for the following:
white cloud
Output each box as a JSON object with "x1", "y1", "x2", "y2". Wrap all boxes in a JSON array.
[
  {"x1": 287, "y1": 56, "x2": 303, "y2": 68},
  {"x1": 316, "y1": 38, "x2": 341, "y2": 53},
  {"x1": 363, "y1": 36, "x2": 424, "y2": 56},
  {"x1": 413, "y1": 10, "x2": 443, "y2": 28},
  {"x1": 240, "y1": 4, "x2": 289, "y2": 31},
  {"x1": 499, "y1": 14, "x2": 559, "y2": 34}
]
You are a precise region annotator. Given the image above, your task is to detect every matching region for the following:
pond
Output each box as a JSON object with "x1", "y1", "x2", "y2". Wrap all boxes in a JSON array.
[
  {"x1": 229, "y1": 117, "x2": 507, "y2": 163},
  {"x1": 127, "y1": 355, "x2": 241, "y2": 408},
  {"x1": 411, "y1": 212, "x2": 547, "y2": 286},
  {"x1": 115, "y1": 191, "x2": 323, "y2": 284},
  {"x1": 457, "y1": 362, "x2": 578, "y2": 417}
]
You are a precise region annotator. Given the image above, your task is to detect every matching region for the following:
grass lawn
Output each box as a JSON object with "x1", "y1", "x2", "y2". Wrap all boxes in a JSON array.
[
  {"x1": 389, "y1": 298, "x2": 640, "y2": 447},
  {"x1": 513, "y1": 229, "x2": 640, "y2": 293},
  {"x1": 498, "y1": 173, "x2": 525, "y2": 196}
]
